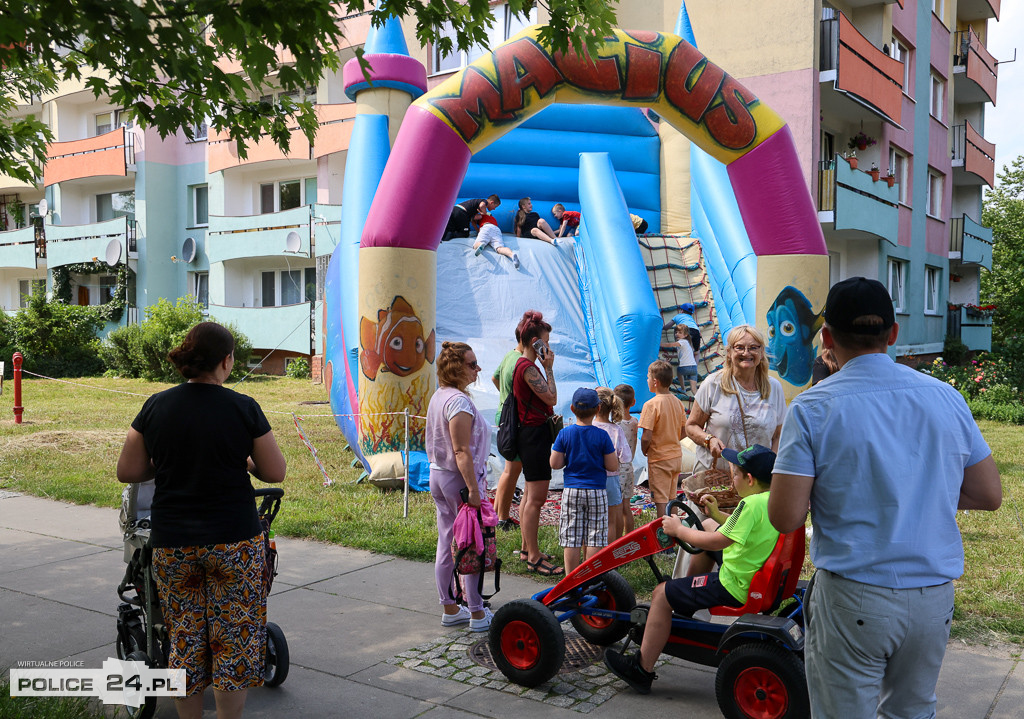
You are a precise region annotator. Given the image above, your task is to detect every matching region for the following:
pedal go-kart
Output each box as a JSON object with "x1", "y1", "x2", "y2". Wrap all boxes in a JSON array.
[{"x1": 487, "y1": 500, "x2": 809, "y2": 719}]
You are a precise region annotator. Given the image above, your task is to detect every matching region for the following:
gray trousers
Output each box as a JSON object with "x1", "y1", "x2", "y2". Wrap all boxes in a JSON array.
[{"x1": 805, "y1": 569, "x2": 954, "y2": 719}]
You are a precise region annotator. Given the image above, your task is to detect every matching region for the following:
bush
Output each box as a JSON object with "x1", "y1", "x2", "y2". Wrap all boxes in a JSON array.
[
  {"x1": 285, "y1": 357, "x2": 311, "y2": 379},
  {"x1": 943, "y1": 335, "x2": 969, "y2": 366},
  {"x1": 1, "y1": 293, "x2": 105, "y2": 377},
  {"x1": 967, "y1": 398, "x2": 1024, "y2": 424},
  {"x1": 100, "y1": 297, "x2": 252, "y2": 382}
]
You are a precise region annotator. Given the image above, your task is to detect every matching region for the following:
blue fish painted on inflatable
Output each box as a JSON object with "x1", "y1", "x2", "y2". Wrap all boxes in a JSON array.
[{"x1": 766, "y1": 286, "x2": 823, "y2": 386}]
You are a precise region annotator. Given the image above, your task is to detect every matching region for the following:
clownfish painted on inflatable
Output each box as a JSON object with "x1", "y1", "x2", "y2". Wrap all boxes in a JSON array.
[{"x1": 359, "y1": 296, "x2": 436, "y2": 380}]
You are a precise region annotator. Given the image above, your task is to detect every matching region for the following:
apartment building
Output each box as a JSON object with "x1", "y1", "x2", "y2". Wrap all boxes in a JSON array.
[{"x1": 0, "y1": 0, "x2": 999, "y2": 370}]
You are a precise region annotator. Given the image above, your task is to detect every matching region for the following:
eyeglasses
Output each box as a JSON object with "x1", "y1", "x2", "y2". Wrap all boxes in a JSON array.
[
  {"x1": 732, "y1": 345, "x2": 762, "y2": 354},
  {"x1": 466, "y1": 361, "x2": 481, "y2": 370}
]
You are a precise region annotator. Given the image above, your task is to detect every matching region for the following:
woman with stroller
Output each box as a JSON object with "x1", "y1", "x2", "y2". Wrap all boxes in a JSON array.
[{"x1": 117, "y1": 321, "x2": 286, "y2": 719}]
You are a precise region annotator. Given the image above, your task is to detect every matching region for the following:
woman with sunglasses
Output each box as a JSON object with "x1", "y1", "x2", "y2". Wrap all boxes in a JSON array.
[
  {"x1": 425, "y1": 341, "x2": 494, "y2": 632},
  {"x1": 684, "y1": 325, "x2": 786, "y2": 475}
]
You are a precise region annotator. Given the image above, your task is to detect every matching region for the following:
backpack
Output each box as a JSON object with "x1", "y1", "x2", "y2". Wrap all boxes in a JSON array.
[{"x1": 496, "y1": 391, "x2": 520, "y2": 461}]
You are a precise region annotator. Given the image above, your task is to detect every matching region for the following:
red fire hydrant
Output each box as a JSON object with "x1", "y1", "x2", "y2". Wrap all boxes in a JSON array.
[{"x1": 13, "y1": 351, "x2": 23, "y2": 424}]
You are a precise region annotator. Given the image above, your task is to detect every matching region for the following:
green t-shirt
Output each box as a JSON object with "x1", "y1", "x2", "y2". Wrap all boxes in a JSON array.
[
  {"x1": 493, "y1": 349, "x2": 522, "y2": 424},
  {"x1": 718, "y1": 491, "x2": 780, "y2": 602}
]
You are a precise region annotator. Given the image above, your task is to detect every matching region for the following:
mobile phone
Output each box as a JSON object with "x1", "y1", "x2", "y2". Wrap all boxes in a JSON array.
[
  {"x1": 459, "y1": 486, "x2": 469, "y2": 504},
  {"x1": 532, "y1": 339, "x2": 547, "y2": 359}
]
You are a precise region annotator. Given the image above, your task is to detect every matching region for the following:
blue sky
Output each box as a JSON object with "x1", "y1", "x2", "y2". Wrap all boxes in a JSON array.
[{"x1": 986, "y1": 6, "x2": 1022, "y2": 179}]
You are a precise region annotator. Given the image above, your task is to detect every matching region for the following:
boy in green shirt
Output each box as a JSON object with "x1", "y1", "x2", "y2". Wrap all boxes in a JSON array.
[{"x1": 604, "y1": 444, "x2": 780, "y2": 694}]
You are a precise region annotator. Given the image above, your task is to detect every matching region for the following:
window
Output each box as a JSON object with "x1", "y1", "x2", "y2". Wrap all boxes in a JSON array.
[
  {"x1": 926, "y1": 170, "x2": 943, "y2": 217},
  {"x1": 191, "y1": 185, "x2": 209, "y2": 227},
  {"x1": 888, "y1": 259, "x2": 906, "y2": 313},
  {"x1": 304, "y1": 267, "x2": 316, "y2": 303},
  {"x1": 929, "y1": 72, "x2": 944, "y2": 120},
  {"x1": 932, "y1": 0, "x2": 944, "y2": 19},
  {"x1": 191, "y1": 272, "x2": 209, "y2": 308},
  {"x1": 282, "y1": 269, "x2": 302, "y2": 305},
  {"x1": 888, "y1": 147, "x2": 909, "y2": 204},
  {"x1": 18, "y1": 279, "x2": 45, "y2": 308},
  {"x1": 261, "y1": 271, "x2": 276, "y2": 307},
  {"x1": 96, "y1": 191, "x2": 135, "y2": 222},
  {"x1": 99, "y1": 275, "x2": 117, "y2": 304},
  {"x1": 925, "y1": 266, "x2": 941, "y2": 314},
  {"x1": 432, "y1": 2, "x2": 537, "y2": 74},
  {"x1": 190, "y1": 119, "x2": 208, "y2": 141},
  {"x1": 259, "y1": 178, "x2": 316, "y2": 214},
  {"x1": 95, "y1": 109, "x2": 129, "y2": 135},
  {"x1": 891, "y1": 37, "x2": 911, "y2": 94}
]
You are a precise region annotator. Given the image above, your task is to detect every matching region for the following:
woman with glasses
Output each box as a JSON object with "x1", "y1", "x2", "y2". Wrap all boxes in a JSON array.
[
  {"x1": 425, "y1": 341, "x2": 494, "y2": 632},
  {"x1": 684, "y1": 325, "x2": 787, "y2": 475}
]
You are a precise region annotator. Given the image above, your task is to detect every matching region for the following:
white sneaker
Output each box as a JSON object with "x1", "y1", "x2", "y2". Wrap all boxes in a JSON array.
[
  {"x1": 551, "y1": 237, "x2": 559, "y2": 247},
  {"x1": 512, "y1": 253, "x2": 520, "y2": 270},
  {"x1": 441, "y1": 605, "x2": 471, "y2": 627},
  {"x1": 469, "y1": 607, "x2": 494, "y2": 632}
]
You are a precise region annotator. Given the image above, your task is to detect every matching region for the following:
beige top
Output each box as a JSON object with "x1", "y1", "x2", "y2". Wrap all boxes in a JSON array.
[{"x1": 638, "y1": 393, "x2": 685, "y2": 463}]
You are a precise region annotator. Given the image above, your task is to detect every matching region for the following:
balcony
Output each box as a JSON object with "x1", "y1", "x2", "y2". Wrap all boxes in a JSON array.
[
  {"x1": 820, "y1": 13, "x2": 904, "y2": 126},
  {"x1": 312, "y1": 103, "x2": 358, "y2": 159},
  {"x1": 44, "y1": 216, "x2": 135, "y2": 268},
  {"x1": 951, "y1": 121, "x2": 995, "y2": 187},
  {"x1": 0, "y1": 226, "x2": 40, "y2": 269},
  {"x1": 949, "y1": 213, "x2": 993, "y2": 270},
  {"x1": 0, "y1": 173, "x2": 38, "y2": 195},
  {"x1": 209, "y1": 302, "x2": 314, "y2": 355},
  {"x1": 953, "y1": 29, "x2": 998, "y2": 105},
  {"x1": 207, "y1": 206, "x2": 314, "y2": 263},
  {"x1": 948, "y1": 304, "x2": 992, "y2": 352},
  {"x1": 817, "y1": 157, "x2": 899, "y2": 244},
  {"x1": 957, "y1": 0, "x2": 999, "y2": 21},
  {"x1": 43, "y1": 128, "x2": 136, "y2": 187}
]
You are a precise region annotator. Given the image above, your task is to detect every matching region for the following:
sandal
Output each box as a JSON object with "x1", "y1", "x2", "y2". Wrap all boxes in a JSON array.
[
  {"x1": 527, "y1": 559, "x2": 565, "y2": 577},
  {"x1": 518, "y1": 550, "x2": 554, "y2": 562}
]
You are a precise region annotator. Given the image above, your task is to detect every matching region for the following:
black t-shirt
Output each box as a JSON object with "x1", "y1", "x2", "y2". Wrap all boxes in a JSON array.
[
  {"x1": 457, "y1": 198, "x2": 485, "y2": 215},
  {"x1": 131, "y1": 383, "x2": 272, "y2": 548}
]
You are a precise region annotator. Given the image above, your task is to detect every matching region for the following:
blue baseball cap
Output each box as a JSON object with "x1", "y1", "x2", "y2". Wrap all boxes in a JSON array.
[
  {"x1": 571, "y1": 387, "x2": 600, "y2": 410},
  {"x1": 678, "y1": 302, "x2": 695, "y2": 313},
  {"x1": 721, "y1": 444, "x2": 776, "y2": 484}
]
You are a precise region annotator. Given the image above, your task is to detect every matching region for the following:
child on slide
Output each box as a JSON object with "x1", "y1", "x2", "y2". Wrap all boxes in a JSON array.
[
  {"x1": 551, "y1": 203, "x2": 581, "y2": 237},
  {"x1": 473, "y1": 211, "x2": 520, "y2": 269},
  {"x1": 514, "y1": 197, "x2": 559, "y2": 245}
]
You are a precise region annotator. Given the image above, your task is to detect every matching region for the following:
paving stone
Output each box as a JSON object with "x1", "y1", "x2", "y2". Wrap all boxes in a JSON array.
[
  {"x1": 467, "y1": 676, "x2": 489, "y2": 686},
  {"x1": 435, "y1": 666, "x2": 456, "y2": 678},
  {"x1": 486, "y1": 680, "x2": 507, "y2": 691},
  {"x1": 451, "y1": 672, "x2": 471, "y2": 682},
  {"x1": 522, "y1": 689, "x2": 549, "y2": 701},
  {"x1": 551, "y1": 682, "x2": 574, "y2": 695},
  {"x1": 402, "y1": 659, "x2": 423, "y2": 669},
  {"x1": 547, "y1": 695, "x2": 575, "y2": 708},
  {"x1": 428, "y1": 658, "x2": 447, "y2": 668},
  {"x1": 576, "y1": 702, "x2": 598, "y2": 713},
  {"x1": 590, "y1": 674, "x2": 613, "y2": 685},
  {"x1": 569, "y1": 689, "x2": 593, "y2": 700},
  {"x1": 468, "y1": 666, "x2": 489, "y2": 677},
  {"x1": 453, "y1": 657, "x2": 474, "y2": 669}
]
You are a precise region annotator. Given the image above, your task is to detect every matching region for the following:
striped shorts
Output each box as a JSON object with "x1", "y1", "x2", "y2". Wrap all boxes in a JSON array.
[
  {"x1": 559, "y1": 488, "x2": 609, "y2": 548},
  {"x1": 152, "y1": 534, "x2": 267, "y2": 694}
]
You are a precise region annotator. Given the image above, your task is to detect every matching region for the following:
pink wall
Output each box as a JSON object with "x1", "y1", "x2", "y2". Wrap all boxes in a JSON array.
[
  {"x1": 930, "y1": 14, "x2": 950, "y2": 79},
  {"x1": 893, "y1": 1, "x2": 917, "y2": 44},
  {"x1": 926, "y1": 215, "x2": 946, "y2": 256},
  {"x1": 898, "y1": 205, "x2": 912, "y2": 247},
  {"x1": 739, "y1": 68, "x2": 818, "y2": 188},
  {"x1": 142, "y1": 126, "x2": 206, "y2": 166}
]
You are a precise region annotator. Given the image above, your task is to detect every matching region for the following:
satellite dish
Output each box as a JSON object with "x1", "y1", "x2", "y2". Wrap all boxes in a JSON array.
[
  {"x1": 181, "y1": 237, "x2": 197, "y2": 263},
  {"x1": 37, "y1": 198, "x2": 48, "y2": 216},
  {"x1": 104, "y1": 239, "x2": 122, "y2": 267},
  {"x1": 285, "y1": 231, "x2": 302, "y2": 253}
]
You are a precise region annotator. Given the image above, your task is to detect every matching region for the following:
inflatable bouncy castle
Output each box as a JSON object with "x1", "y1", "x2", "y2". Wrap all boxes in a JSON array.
[{"x1": 323, "y1": 7, "x2": 828, "y2": 488}]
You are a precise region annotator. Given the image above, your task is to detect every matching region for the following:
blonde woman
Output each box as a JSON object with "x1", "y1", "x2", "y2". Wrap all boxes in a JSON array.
[{"x1": 684, "y1": 325, "x2": 786, "y2": 474}]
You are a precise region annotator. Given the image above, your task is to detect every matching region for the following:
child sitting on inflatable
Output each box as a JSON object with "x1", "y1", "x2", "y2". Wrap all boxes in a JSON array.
[
  {"x1": 604, "y1": 444, "x2": 780, "y2": 694},
  {"x1": 514, "y1": 197, "x2": 559, "y2": 245},
  {"x1": 551, "y1": 203, "x2": 581, "y2": 237},
  {"x1": 473, "y1": 210, "x2": 520, "y2": 270}
]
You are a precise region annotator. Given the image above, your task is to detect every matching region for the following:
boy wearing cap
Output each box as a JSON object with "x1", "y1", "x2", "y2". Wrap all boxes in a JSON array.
[
  {"x1": 550, "y1": 388, "x2": 619, "y2": 573},
  {"x1": 605, "y1": 444, "x2": 780, "y2": 694},
  {"x1": 770, "y1": 277, "x2": 1001, "y2": 719}
]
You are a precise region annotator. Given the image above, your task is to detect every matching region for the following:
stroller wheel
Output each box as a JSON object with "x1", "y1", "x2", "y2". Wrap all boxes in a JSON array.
[
  {"x1": 108, "y1": 650, "x2": 157, "y2": 719},
  {"x1": 264, "y1": 621, "x2": 290, "y2": 687},
  {"x1": 116, "y1": 625, "x2": 147, "y2": 660}
]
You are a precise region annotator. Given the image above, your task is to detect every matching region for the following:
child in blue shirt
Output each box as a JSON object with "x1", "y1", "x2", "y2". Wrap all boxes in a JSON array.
[{"x1": 550, "y1": 388, "x2": 618, "y2": 573}]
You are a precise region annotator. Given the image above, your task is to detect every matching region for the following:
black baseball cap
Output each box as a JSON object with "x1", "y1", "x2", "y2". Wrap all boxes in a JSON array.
[
  {"x1": 721, "y1": 444, "x2": 776, "y2": 484},
  {"x1": 571, "y1": 387, "x2": 600, "y2": 410},
  {"x1": 823, "y1": 276, "x2": 895, "y2": 334}
]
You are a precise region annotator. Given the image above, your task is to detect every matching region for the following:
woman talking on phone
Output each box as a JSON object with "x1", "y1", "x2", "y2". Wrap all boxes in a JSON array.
[{"x1": 511, "y1": 310, "x2": 563, "y2": 576}]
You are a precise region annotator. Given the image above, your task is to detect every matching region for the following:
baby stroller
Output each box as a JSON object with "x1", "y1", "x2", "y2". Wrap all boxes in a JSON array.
[{"x1": 114, "y1": 483, "x2": 290, "y2": 719}]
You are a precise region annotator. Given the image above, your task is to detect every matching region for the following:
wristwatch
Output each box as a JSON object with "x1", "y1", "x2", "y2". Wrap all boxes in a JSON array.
[{"x1": 703, "y1": 433, "x2": 713, "y2": 448}]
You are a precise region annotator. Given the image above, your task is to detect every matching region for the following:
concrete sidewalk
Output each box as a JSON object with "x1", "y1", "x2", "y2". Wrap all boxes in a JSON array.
[{"x1": 1, "y1": 492, "x2": 1019, "y2": 718}]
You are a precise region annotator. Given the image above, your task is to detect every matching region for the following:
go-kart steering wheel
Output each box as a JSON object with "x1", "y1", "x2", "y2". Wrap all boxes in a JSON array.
[{"x1": 666, "y1": 499, "x2": 705, "y2": 555}]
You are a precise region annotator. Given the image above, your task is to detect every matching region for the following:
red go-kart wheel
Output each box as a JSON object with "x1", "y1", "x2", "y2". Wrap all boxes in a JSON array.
[
  {"x1": 569, "y1": 570, "x2": 635, "y2": 645},
  {"x1": 715, "y1": 642, "x2": 809, "y2": 719},
  {"x1": 488, "y1": 599, "x2": 565, "y2": 688}
]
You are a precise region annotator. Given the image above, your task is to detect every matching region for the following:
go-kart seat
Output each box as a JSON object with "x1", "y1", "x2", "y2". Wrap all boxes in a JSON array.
[{"x1": 709, "y1": 526, "x2": 806, "y2": 617}]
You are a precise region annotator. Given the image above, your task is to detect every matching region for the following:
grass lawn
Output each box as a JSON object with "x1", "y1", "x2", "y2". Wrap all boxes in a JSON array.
[{"x1": 1, "y1": 375, "x2": 1021, "y2": 647}]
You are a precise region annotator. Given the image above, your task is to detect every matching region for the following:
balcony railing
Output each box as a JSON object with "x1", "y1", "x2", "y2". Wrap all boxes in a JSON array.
[
  {"x1": 43, "y1": 127, "x2": 135, "y2": 186},
  {"x1": 949, "y1": 213, "x2": 993, "y2": 269},
  {"x1": 957, "y1": 0, "x2": 999, "y2": 21},
  {"x1": 43, "y1": 216, "x2": 134, "y2": 268},
  {"x1": 817, "y1": 156, "x2": 899, "y2": 244},
  {"x1": 0, "y1": 226, "x2": 40, "y2": 269},
  {"x1": 951, "y1": 121, "x2": 995, "y2": 187},
  {"x1": 820, "y1": 13, "x2": 904, "y2": 124},
  {"x1": 208, "y1": 302, "x2": 314, "y2": 355},
  {"x1": 207, "y1": 206, "x2": 313, "y2": 262},
  {"x1": 952, "y1": 28, "x2": 997, "y2": 105}
]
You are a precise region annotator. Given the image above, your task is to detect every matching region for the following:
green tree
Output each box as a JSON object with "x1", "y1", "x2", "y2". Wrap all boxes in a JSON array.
[
  {"x1": 3, "y1": 293, "x2": 106, "y2": 377},
  {"x1": 0, "y1": 0, "x2": 617, "y2": 183},
  {"x1": 981, "y1": 156, "x2": 1024, "y2": 342}
]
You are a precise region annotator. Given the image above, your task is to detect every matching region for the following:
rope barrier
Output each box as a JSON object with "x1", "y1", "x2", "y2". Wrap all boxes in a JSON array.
[
  {"x1": 292, "y1": 413, "x2": 334, "y2": 487},
  {"x1": 19, "y1": 370, "x2": 151, "y2": 397}
]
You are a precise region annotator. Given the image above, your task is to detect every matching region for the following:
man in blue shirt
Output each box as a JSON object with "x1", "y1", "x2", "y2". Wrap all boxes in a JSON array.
[{"x1": 770, "y1": 277, "x2": 1002, "y2": 719}]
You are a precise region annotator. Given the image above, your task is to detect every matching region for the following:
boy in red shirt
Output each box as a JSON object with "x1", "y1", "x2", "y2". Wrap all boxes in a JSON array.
[{"x1": 551, "y1": 203, "x2": 581, "y2": 237}]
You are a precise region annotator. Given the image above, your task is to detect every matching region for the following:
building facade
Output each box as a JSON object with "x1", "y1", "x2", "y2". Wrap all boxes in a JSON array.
[{"x1": 0, "y1": 0, "x2": 999, "y2": 369}]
